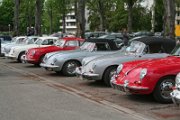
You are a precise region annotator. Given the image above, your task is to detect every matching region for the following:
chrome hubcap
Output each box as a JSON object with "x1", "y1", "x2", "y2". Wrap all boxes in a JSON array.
[
  {"x1": 160, "y1": 80, "x2": 174, "y2": 99},
  {"x1": 20, "y1": 54, "x2": 25, "y2": 63},
  {"x1": 67, "y1": 62, "x2": 78, "y2": 75}
]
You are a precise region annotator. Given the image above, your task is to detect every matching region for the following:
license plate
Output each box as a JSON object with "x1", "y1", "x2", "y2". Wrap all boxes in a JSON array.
[{"x1": 115, "y1": 85, "x2": 125, "y2": 92}]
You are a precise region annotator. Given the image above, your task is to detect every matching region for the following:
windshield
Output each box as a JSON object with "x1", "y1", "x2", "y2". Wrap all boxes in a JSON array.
[
  {"x1": 171, "y1": 45, "x2": 180, "y2": 56},
  {"x1": 11, "y1": 37, "x2": 17, "y2": 43},
  {"x1": 54, "y1": 39, "x2": 65, "y2": 47},
  {"x1": 34, "y1": 38, "x2": 43, "y2": 45},
  {"x1": 125, "y1": 41, "x2": 146, "y2": 55},
  {"x1": 80, "y1": 42, "x2": 96, "y2": 51},
  {"x1": 16, "y1": 38, "x2": 26, "y2": 44},
  {"x1": 25, "y1": 38, "x2": 34, "y2": 44}
]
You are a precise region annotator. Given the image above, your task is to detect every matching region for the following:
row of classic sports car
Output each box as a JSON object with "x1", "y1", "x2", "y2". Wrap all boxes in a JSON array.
[
  {"x1": 5, "y1": 36, "x2": 59, "y2": 62},
  {"x1": 76, "y1": 37, "x2": 176, "y2": 86},
  {"x1": 2, "y1": 35, "x2": 180, "y2": 104},
  {"x1": 24, "y1": 37, "x2": 84, "y2": 65},
  {"x1": 40, "y1": 38, "x2": 123, "y2": 76}
]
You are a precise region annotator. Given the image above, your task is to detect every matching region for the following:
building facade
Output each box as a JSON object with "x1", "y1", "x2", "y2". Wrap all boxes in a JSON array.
[{"x1": 60, "y1": 6, "x2": 89, "y2": 34}]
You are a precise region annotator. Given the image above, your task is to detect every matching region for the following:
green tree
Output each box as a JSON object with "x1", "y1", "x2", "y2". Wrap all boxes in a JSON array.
[
  {"x1": 87, "y1": 0, "x2": 115, "y2": 31},
  {"x1": 35, "y1": 0, "x2": 44, "y2": 36},
  {"x1": 0, "y1": 0, "x2": 14, "y2": 32},
  {"x1": 19, "y1": 0, "x2": 35, "y2": 35},
  {"x1": 14, "y1": 0, "x2": 20, "y2": 36},
  {"x1": 154, "y1": 0, "x2": 164, "y2": 32}
]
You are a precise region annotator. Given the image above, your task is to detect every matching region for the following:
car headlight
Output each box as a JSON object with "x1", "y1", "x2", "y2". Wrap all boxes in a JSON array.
[
  {"x1": 82, "y1": 59, "x2": 86, "y2": 66},
  {"x1": 53, "y1": 58, "x2": 57, "y2": 63},
  {"x1": 89, "y1": 63, "x2": 96, "y2": 73},
  {"x1": 140, "y1": 68, "x2": 147, "y2": 80},
  {"x1": 116, "y1": 64, "x2": 123, "y2": 74},
  {"x1": 12, "y1": 48, "x2": 16, "y2": 54},
  {"x1": 175, "y1": 73, "x2": 180, "y2": 86}
]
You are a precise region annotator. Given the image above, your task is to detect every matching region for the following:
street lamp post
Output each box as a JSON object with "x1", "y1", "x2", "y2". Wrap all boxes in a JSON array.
[{"x1": 8, "y1": 24, "x2": 11, "y2": 35}]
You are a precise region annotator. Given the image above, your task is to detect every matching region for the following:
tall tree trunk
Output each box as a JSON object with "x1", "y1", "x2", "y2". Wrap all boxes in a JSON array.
[
  {"x1": 49, "y1": 5, "x2": 53, "y2": 34},
  {"x1": 127, "y1": 0, "x2": 133, "y2": 33},
  {"x1": 14, "y1": 0, "x2": 20, "y2": 36},
  {"x1": 151, "y1": 0, "x2": 156, "y2": 33},
  {"x1": 62, "y1": 0, "x2": 66, "y2": 33},
  {"x1": 163, "y1": 0, "x2": 175, "y2": 38},
  {"x1": 62, "y1": 12, "x2": 66, "y2": 33},
  {"x1": 98, "y1": 0, "x2": 105, "y2": 31},
  {"x1": 35, "y1": 0, "x2": 43, "y2": 36},
  {"x1": 76, "y1": 0, "x2": 86, "y2": 38}
]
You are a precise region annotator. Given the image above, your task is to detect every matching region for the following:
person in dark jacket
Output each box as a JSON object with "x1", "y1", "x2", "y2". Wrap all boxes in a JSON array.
[{"x1": 122, "y1": 29, "x2": 129, "y2": 46}]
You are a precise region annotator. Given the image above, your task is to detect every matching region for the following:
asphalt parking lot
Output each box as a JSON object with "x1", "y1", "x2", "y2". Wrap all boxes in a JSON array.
[{"x1": 0, "y1": 57, "x2": 180, "y2": 120}]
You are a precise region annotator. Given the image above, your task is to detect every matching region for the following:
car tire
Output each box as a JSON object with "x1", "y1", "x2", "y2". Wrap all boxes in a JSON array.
[
  {"x1": 62, "y1": 61, "x2": 80, "y2": 76},
  {"x1": 153, "y1": 77, "x2": 175, "y2": 103},
  {"x1": 18, "y1": 51, "x2": 25, "y2": 63},
  {"x1": 103, "y1": 66, "x2": 117, "y2": 86}
]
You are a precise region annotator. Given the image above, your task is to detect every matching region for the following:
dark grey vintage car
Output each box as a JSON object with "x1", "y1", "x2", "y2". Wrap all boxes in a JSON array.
[
  {"x1": 76, "y1": 36, "x2": 176, "y2": 86},
  {"x1": 40, "y1": 38, "x2": 123, "y2": 76}
]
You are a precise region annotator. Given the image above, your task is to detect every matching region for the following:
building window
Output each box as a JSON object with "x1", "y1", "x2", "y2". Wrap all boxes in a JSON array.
[
  {"x1": 178, "y1": 20, "x2": 180, "y2": 25},
  {"x1": 70, "y1": 16, "x2": 75, "y2": 19}
]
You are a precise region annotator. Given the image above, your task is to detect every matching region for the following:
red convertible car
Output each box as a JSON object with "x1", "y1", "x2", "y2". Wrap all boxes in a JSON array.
[
  {"x1": 111, "y1": 45, "x2": 180, "y2": 103},
  {"x1": 24, "y1": 37, "x2": 84, "y2": 65}
]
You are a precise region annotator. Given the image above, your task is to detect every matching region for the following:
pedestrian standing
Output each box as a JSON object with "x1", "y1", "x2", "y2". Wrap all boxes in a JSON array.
[{"x1": 122, "y1": 28, "x2": 129, "y2": 46}]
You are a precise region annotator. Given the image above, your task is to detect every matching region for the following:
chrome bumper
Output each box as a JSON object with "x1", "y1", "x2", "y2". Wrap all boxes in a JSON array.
[
  {"x1": 75, "y1": 67, "x2": 100, "y2": 80},
  {"x1": 111, "y1": 77, "x2": 149, "y2": 93},
  {"x1": 40, "y1": 63, "x2": 60, "y2": 71},
  {"x1": 171, "y1": 89, "x2": 180, "y2": 105},
  {"x1": 6, "y1": 54, "x2": 17, "y2": 60}
]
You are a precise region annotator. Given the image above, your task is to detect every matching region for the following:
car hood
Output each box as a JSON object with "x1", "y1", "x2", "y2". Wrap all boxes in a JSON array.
[
  {"x1": 121, "y1": 56, "x2": 180, "y2": 74},
  {"x1": 134, "y1": 56, "x2": 180, "y2": 69},
  {"x1": 45, "y1": 49, "x2": 117, "y2": 61},
  {"x1": 14, "y1": 44, "x2": 50, "y2": 50},
  {"x1": 30, "y1": 46, "x2": 61, "y2": 52},
  {"x1": 83, "y1": 51, "x2": 126, "y2": 65},
  {"x1": 45, "y1": 49, "x2": 81, "y2": 59},
  {"x1": 84, "y1": 52, "x2": 169, "y2": 67}
]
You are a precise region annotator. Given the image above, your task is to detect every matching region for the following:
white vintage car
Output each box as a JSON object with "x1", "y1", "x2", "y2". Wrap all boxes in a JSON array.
[
  {"x1": 2, "y1": 36, "x2": 38, "y2": 56},
  {"x1": 6, "y1": 36, "x2": 58, "y2": 62},
  {"x1": 1, "y1": 36, "x2": 26, "y2": 56}
]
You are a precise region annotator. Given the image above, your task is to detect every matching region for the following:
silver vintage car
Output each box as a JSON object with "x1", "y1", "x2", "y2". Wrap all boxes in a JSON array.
[
  {"x1": 40, "y1": 38, "x2": 123, "y2": 76},
  {"x1": 76, "y1": 36, "x2": 176, "y2": 86}
]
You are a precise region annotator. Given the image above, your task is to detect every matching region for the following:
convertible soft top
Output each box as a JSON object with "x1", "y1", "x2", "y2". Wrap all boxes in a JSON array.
[{"x1": 130, "y1": 36, "x2": 176, "y2": 53}]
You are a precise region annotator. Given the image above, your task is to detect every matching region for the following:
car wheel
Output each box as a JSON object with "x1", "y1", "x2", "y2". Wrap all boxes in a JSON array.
[
  {"x1": 103, "y1": 66, "x2": 117, "y2": 86},
  {"x1": 18, "y1": 52, "x2": 25, "y2": 63},
  {"x1": 62, "y1": 61, "x2": 80, "y2": 76},
  {"x1": 153, "y1": 77, "x2": 175, "y2": 103}
]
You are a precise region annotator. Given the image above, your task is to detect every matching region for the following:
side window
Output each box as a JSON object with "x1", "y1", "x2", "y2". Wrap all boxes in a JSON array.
[
  {"x1": 65, "y1": 40, "x2": 78, "y2": 47},
  {"x1": 143, "y1": 45, "x2": 150, "y2": 53},
  {"x1": 47, "y1": 39, "x2": 54, "y2": 45},
  {"x1": 96, "y1": 43, "x2": 110, "y2": 51},
  {"x1": 148, "y1": 44, "x2": 162, "y2": 53},
  {"x1": 33, "y1": 38, "x2": 38, "y2": 42},
  {"x1": 42, "y1": 39, "x2": 48, "y2": 45},
  {"x1": 19, "y1": 38, "x2": 24, "y2": 43}
]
